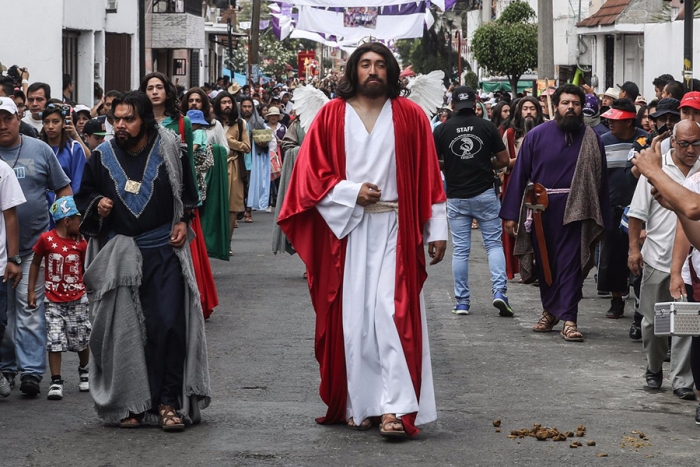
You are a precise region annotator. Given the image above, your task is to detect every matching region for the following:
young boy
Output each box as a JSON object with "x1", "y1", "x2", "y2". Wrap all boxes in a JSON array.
[{"x1": 28, "y1": 196, "x2": 89, "y2": 400}]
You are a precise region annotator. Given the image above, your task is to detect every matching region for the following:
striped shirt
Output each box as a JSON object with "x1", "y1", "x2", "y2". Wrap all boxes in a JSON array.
[{"x1": 602, "y1": 128, "x2": 649, "y2": 206}]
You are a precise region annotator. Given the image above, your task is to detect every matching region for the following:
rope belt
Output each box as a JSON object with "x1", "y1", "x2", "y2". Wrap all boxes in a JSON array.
[
  {"x1": 524, "y1": 188, "x2": 571, "y2": 233},
  {"x1": 546, "y1": 188, "x2": 571, "y2": 195},
  {"x1": 364, "y1": 201, "x2": 399, "y2": 214}
]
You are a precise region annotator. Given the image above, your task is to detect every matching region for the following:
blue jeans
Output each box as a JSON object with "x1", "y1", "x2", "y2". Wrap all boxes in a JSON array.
[
  {"x1": 0, "y1": 253, "x2": 46, "y2": 380},
  {"x1": 447, "y1": 190, "x2": 507, "y2": 305}
]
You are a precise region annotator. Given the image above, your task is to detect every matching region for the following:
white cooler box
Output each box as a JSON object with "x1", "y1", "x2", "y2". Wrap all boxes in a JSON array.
[{"x1": 654, "y1": 301, "x2": 700, "y2": 336}]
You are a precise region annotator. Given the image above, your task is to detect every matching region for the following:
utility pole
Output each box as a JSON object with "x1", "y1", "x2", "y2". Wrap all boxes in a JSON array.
[
  {"x1": 684, "y1": 0, "x2": 694, "y2": 91},
  {"x1": 537, "y1": 0, "x2": 555, "y2": 84},
  {"x1": 249, "y1": 0, "x2": 261, "y2": 86},
  {"x1": 447, "y1": 21, "x2": 453, "y2": 83}
]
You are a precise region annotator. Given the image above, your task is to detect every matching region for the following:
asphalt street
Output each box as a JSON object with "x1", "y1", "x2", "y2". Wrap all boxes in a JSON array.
[{"x1": 2, "y1": 211, "x2": 700, "y2": 466}]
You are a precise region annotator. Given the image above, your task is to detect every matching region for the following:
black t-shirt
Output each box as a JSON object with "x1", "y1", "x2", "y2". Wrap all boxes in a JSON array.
[{"x1": 433, "y1": 111, "x2": 506, "y2": 199}]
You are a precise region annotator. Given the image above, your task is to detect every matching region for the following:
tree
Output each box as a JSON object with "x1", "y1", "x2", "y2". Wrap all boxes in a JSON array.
[
  {"x1": 464, "y1": 71, "x2": 478, "y2": 90},
  {"x1": 395, "y1": 27, "x2": 470, "y2": 85},
  {"x1": 471, "y1": 1, "x2": 537, "y2": 93},
  {"x1": 227, "y1": 34, "x2": 316, "y2": 79}
]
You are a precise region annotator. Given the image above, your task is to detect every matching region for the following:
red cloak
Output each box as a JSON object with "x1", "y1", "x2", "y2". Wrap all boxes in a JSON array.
[
  {"x1": 501, "y1": 127, "x2": 519, "y2": 280},
  {"x1": 278, "y1": 97, "x2": 446, "y2": 437}
]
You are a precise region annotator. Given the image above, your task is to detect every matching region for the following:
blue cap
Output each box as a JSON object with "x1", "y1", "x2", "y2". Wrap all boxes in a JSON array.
[
  {"x1": 186, "y1": 110, "x2": 209, "y2": 126},
  {"x1": 50, "y1": 196, "x2": 81, "y2": 222}
]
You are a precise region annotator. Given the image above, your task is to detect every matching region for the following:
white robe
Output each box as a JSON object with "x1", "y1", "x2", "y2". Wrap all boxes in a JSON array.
[{"x1": 316, "y1": 100, "x2": 447, "y2": 426}]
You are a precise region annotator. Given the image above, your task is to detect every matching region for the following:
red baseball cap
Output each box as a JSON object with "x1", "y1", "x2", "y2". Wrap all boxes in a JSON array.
[
  {"x1": 601, "y1": 108, "x2": 637, "y2": 120},
  {"x1": 680, "y1": 91, "x2": 700, "y2": 110}
]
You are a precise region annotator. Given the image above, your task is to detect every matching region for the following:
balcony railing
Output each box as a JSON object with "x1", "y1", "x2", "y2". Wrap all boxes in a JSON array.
[{"x1": 152, "y1": 0, "x2": 202, "y2": 16}]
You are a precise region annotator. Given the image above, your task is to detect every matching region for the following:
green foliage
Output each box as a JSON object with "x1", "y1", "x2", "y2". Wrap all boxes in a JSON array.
[
  {"x1": 227, "y1": 32, "x2": 317, "y2": 78},
  {"x1": 497, "y1": 1, "x2": 536, "y2": 23},
  {"x1": 395, "y1": 27, "x2": 470, "y2": 85},
  {"x1": 464, "y1": 71, "x2": 478, "y2": 89},
  {"x1": 472, "y1": 1, "x2": 537, "y2": 91}
]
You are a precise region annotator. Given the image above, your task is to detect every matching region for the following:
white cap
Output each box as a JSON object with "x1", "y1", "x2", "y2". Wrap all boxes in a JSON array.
[
  {"x1": 0, "y1": 97, "x2": 18, "y2": 115},
  {"x1": 603, "y1": 87, "x2": 619, "y2": 99},
  {"x1": 73, "y1": 104, "x2": 91, "y2": 114},
  {"x1": 209, "y1": 89, "x2": 222, "y2": 99}
]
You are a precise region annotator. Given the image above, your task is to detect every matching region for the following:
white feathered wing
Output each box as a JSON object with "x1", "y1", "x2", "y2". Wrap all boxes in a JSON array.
[
  {"x1": 292, "y1": 85, "x2": 330, "y2": 132},
  {"x1": 406, "y1": 70, "x2": 446, "y2": 118}
]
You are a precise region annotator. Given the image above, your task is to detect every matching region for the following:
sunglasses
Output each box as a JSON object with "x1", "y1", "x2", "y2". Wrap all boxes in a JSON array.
[{"x1": 676, "y1": 140, "x2": 700, "y2": 148}]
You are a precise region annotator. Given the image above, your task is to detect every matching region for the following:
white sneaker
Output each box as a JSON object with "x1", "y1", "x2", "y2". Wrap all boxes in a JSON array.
[
  {"x1": 0, "y1": 373, "x2": 10, "y2": 397},
  {"x1": 78, "y1": 369, "x2": 89, "y2": 392},
  {"x1": 47, "y1": 381, "x2": 63, "y2": 400}
]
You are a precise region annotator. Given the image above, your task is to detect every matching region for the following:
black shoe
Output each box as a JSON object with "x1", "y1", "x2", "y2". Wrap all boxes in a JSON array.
[
  {"x1": 629, "y1": 322, "x2": 642, "y2": 340},
  {"x1": 645, "y1": 367, "x2": 663, "y2": 389},
  {"x1": 673, "y1": 388, "x2": 697, "y2": 400},
  {"x1": 606, "y1": 297, "x2": 625, "y2": 319},
  {"x1": 695, "y1": 405, "x2": 700, "y2": 425},
  {"x1": 19, "y1": 375, "x2": 40, "y2": 396},
  {"x1": 2, "y1": 372, "x2": 15, "y2": 390}
]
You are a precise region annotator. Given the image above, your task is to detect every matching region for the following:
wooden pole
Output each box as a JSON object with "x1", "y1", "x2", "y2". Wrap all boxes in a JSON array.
[{"x1": 545, "y1": 78, "x2": 554, "y2": 118}]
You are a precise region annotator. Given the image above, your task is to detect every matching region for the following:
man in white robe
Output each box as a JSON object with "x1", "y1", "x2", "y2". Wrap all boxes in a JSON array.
[{"x1": 278, "y1": 42, "x2": 447, "y2": 438}]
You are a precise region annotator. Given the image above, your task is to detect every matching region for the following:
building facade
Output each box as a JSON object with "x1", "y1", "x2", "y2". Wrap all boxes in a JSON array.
[{"x1": 1, "y1": 0, "x2": 139, "y2": 105}]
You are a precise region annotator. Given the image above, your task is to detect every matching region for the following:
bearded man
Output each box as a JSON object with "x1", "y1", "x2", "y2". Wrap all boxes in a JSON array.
[
  {"x1": 278, "y1": 42, "x2": 447, "y2": 438},
  {"x1": 75, "y1": 91, "x2": 210, "y2": 431},
  {"x1": 501, "y1": 96, "x2": 544, "y2": 279},
  {"x1": 500, "y1": 84, "x2": 611, "y2": 342},
  {"x1": 213, "y1": 91, "x2": 250, "y2": 251}
]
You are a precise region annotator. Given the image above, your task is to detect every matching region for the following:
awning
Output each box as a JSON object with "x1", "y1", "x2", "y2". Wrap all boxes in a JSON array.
[{"x1": 480, "y1": 81, "x2": 533, "y2": 94}]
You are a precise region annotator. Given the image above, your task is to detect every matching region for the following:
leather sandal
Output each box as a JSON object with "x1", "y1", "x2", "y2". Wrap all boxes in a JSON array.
[
  {"x1": 347, "y1": 417, "x2": 373, "y2": 431},
  {"x1": 158, "y1": 404, "x2": 185, "y2": 432},
  {"x1": 119, "y1": 412, "x2": 143, "y2": 428},
  {"x1": 379, "y1": 414, "x2": 408, "y2": 438},
  {"x1": 561, "y1": 322, "x2": 584, "y2": 342},
  {"x1": 532, "y1": 310, "x2": 559, "y2": 332}
]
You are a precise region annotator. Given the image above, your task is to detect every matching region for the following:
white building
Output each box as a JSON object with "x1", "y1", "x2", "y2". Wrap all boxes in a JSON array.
[
  {"x1": 465, "y1": 0, "x2": 594, "y2": 90},
  {"x1": 577, "y1": 0, "x2": 700, "y2": 99},
  {"x1": 0, "y1": 0, "x2": 140, "y2": 105},
  {"x1": 643, "y1": 18, "x2": 700, "y2": 98}
]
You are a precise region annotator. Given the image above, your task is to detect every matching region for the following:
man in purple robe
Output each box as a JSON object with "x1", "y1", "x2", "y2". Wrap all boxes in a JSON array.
[{"x1": 500, "y1": 84, "x2": 611, "y2": 342}]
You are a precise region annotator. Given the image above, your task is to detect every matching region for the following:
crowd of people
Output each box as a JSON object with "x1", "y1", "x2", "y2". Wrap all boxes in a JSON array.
[
  {"x1": 432, "y1": 71, "x2": 700, "y2": 426},
  {"x1": 2, "y1": 48, "x2": 700, "y2": 438},
  {"x1": 0, "y1": 60, "x2": 340, "y2": 431}
]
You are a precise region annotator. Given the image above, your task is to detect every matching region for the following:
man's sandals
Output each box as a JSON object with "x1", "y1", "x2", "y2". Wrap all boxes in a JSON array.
[
  {"x1": 561, "y1": 322, "x2": 584, "y2": 342},
  {"x1": 532, "y1": 310, "x2": 560, "y2": 332},
  {"x1": 119, "y1": 412, "x2": 144, "y2": 428},
  {"x1": 347, "y1": 417, "x2": 374, "y2": 431},
  {"x1": 158, "y1": 404, "x2": 185, "y2": 432},
  {"x1": 379, "y1": 414, "x2": 408, "y2": 438}
]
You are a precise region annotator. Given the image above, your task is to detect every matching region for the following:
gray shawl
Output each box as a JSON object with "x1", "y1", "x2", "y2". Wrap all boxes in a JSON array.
[
  {"x1": 85, "y1": 127, "x2": 211, "y2": 425},
  {"x1": 514, "y1": 126, "x2": 605, "y2": 282},
  {"x1": 272, "y1": 120, "x2": 305, "y2": 255}
]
